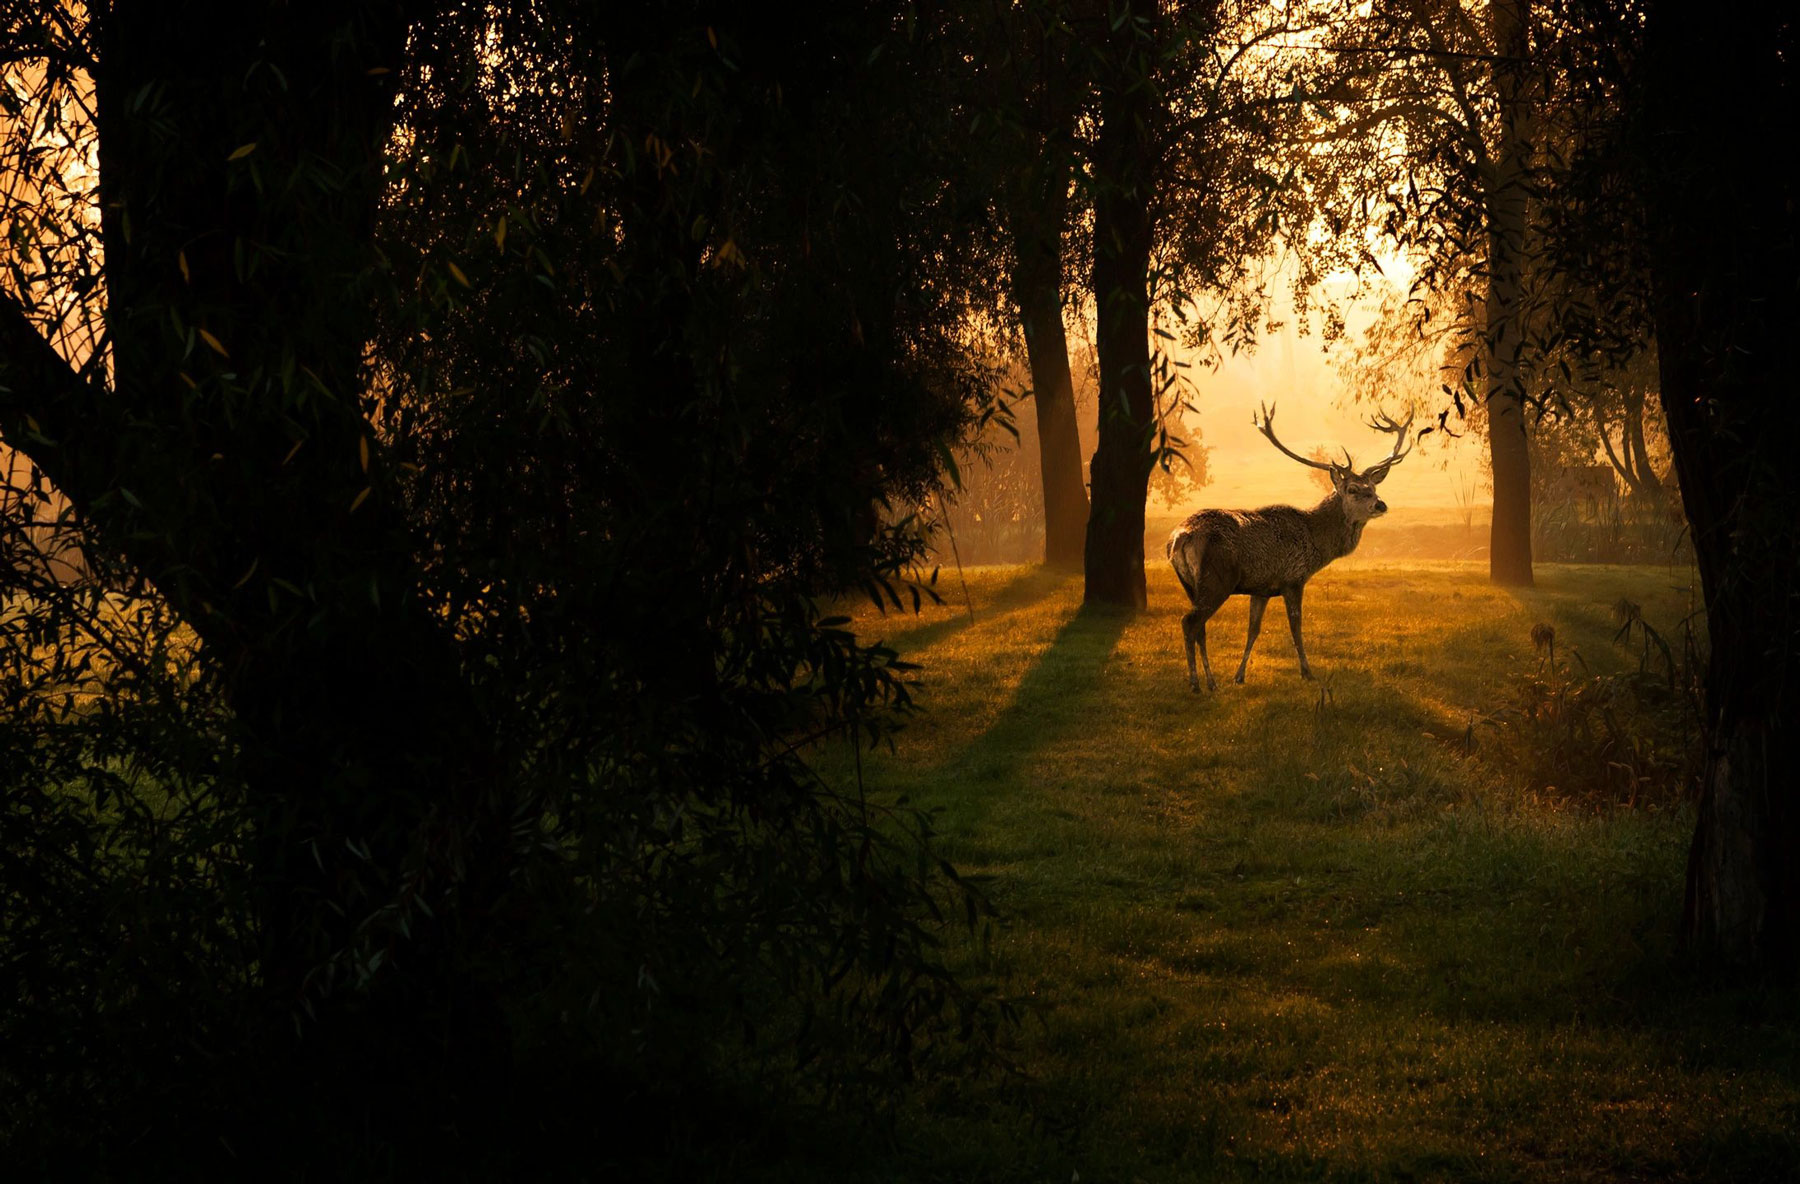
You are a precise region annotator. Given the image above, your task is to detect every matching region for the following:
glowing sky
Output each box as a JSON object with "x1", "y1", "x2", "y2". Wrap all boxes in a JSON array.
[{"x1": 1179, "y1": 317, "x2": 1490, "y2": 516}]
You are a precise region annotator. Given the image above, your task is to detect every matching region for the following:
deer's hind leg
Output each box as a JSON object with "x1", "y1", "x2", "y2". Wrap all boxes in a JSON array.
[
  {"x1": 1182, "y1": 587, "x2": 1229, "y2": 693},
  {"x1": 1235, "y1": 595, "x2": 1269, "y2": 684}
]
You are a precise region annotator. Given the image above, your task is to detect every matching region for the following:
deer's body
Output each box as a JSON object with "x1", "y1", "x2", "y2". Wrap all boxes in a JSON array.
[
  {"x1": 1169, "y1": 497, "x2": 1367, "y2": 599},
  {"x1": 1171, "y1": 404, "x2": 1413, "y2": 691}
]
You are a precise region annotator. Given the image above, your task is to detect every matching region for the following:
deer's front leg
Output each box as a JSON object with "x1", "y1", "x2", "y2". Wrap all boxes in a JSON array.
[
  {"x1": 1235, "y1": 595, "x2": 1268, "y2": 683},
  {"x1": 1282, "y1": 584, "x2": 1315, "y2": 680}
]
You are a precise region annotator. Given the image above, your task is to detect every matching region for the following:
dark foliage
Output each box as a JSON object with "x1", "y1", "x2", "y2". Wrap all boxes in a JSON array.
[{"x1": 0, "y1": 1, "x2": 1012, "y2": 1175}]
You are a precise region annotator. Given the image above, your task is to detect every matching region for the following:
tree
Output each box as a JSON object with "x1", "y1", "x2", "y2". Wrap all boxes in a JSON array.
[
  {"x1": 0, "y1": 0, "x2": 517, "y2": 1155},
  {"x1": 1309, "y1": 0, "x2": 1546, "y2": 584},
  {"x1": 1, "y1": 0, "x2": 1007, "y2": 1168},
  {"x1": 1585, "y1": 351, "x2": 1666, "y2": 503},
  {"x1": 1484, "y1": 0, "x2": 1535, "y2": 585},
  {"x1": 1082, "y1": 0, "x2": 1165, "y2": 608},
  {"x1": 1631, "y1": 0, "x2": 1800, "y2": 969},
  {"x1": 1080, "y1": 0, "x2": 1326, "y2": 608},
  {"x1": 1539, "y1": 0, "x2": 1799, "y2": 968},
  {"x1": 979, "y1": 0, "x2": 1094, "y2": 568},
  {"x1": 1, "y1": 0, "x2": 474, "y2": 1007}
]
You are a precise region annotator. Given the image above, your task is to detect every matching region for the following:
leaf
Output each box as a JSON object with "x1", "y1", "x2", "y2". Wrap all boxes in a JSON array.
[
  {"x1": 934, "y1": 439, "x2": 961, "y2": 489},
  {"x1": 198, "y1": 328, "x2": 228, "y2": 357},
  {"x1": 446, "y1": 260, "x2": 471, "y2": 288},
  {"x1": 227, "y1": 142, "x2": 257, "y2": 161},
  {"x1": 359, "y1": 436, "x2": 370, "y2": 473},
  {"x1": 714, "y1": 238, "x2": 746, "y2": 269},
  {"x1": 177, "y1": 250, "x2": 190, "y2": 283},
  {"x1": 230, "y1": 558, "x2": 260, "y2": 590},
  {"x1": 348, "y1": 487, "x2": 372, "y2": 514},
  {"x1": 495, "y1": 215, "x2": 508, "y2": 252}
]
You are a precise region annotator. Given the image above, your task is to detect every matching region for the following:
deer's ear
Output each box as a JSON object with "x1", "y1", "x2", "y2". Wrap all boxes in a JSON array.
[
  {"x1": 1365, "y1": 464, "x2": 1392, "y2": 486},
  {"x1": 1329, "y1": 468, "x2": 1350, "y2": 494}
]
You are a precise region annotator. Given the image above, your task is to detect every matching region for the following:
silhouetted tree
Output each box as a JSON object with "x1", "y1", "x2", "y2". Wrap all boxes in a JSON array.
[
  {"x1": 0, "y1": 0, "x2": 1007, "y2": 1170},
  {"x1": 1633, "y1": 0, "x2": 1800, "y2": 970},
  {"x1": 1537, "y1": 0, "x2": 1800, "y2": 969}
]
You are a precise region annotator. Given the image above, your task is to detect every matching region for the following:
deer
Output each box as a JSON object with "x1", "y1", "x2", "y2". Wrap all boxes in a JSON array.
[{"x1": 1167, "y1": 403, "x2": 1414, "y2": 691}]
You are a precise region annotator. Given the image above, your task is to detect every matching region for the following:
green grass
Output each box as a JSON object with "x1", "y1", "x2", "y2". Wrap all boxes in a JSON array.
[{"x1": 810, "y1": 560, "x2": 1800, "y2": 1182}]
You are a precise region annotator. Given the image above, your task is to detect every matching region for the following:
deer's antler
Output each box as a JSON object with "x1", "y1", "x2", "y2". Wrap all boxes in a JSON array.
[
  {"x1": 1255, "y1": 402, "x2": 1346, "y2": 475},
  {"x1": 1359, "y1": 408, "x2": 1415, "y2": 484}
]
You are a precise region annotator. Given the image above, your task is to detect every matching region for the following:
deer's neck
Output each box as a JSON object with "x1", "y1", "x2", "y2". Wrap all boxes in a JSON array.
[{"x1": 1307, "y1": 493, "x2": 1367, "y2": 564}]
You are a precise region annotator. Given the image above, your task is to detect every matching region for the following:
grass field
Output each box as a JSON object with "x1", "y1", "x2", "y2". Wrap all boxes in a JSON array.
[{"x1": 808, "y1": 560, "x2": 1800, "y2": 1182}]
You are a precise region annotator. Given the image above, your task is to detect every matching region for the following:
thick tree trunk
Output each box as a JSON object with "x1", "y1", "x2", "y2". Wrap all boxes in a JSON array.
[
  {"x1": 124, "y1": 0, "x2": 505, "y2": 991},
  {"x1": 1641, "y1": 0, "x2": 1800, "y2": 970},
  {"x1": 1663, "y1": 281, "x2": 1800, "y2": 967},
  {"x1": 0, "y1": 2, "x2": 512, "y2": 1110},
  {"x1": 1011, "y1": 159, "x2": 1089, "y2": 569},
  {"x1": 1082, "y1": 21, "x2": 1158, "y2": 610},
  {"x1": 1484, "y1": 0, "x2": 1533, "y2": 586}
]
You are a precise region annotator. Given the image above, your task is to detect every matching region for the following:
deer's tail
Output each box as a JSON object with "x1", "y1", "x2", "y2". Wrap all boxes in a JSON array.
[{"x1": 1167, "y1": 528, "x2": 1205, "y2": 604}]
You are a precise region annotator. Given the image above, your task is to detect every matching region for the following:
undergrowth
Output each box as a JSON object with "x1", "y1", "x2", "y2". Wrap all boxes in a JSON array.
[{"x1": 1481, "y1": 595, "x2": 1705, "y2": 808}]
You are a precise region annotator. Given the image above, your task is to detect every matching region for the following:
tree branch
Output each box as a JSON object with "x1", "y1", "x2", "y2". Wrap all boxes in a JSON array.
[{"x1": 0, "y1": 290, "x2": 113, "y2": 505}]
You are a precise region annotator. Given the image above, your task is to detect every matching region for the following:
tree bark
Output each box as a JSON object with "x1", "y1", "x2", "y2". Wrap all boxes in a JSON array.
[
  {"x1": 1640, "y1": 0, "x2": 1800, "y2": 971},
  {"x1": 1082, "y1": 14, "x2": 1159, "y2": 610},
  {"x1": 1011, "y1": 156, "x2": 1089, "y2": 569},
  {"x1": 1484, "y1": 0, "x2": 1533, "y2": 586}
]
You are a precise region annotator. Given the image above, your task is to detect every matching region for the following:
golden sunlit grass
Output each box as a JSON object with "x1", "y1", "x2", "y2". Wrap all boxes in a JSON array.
[{"x1": 801, "y1": 561, "x2": 1799, "y2": 1183}]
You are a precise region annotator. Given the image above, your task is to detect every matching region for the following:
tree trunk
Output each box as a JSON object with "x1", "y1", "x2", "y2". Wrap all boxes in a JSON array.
[
  {"x1": 1011, "y1": 156, "x2": 1089, "y2": 569},
  {"x1": 1641, "y1": 0, "x2": 1800, "y2": 971},
  {"x1": 1083, "y1": 18, "x2": 1158, "y2": 610},
  {"x1": 1621, "y1": 387, "x2": 1658, "y2": 496},
  {"x1": 1596, "y1": 387, "x2": 1659, "y2": 500},
  {"x1": 148, "y1": 0, "x2": 505, "y2": 988},
  {"x1": 1663, "y1": 282, "x2": 1800, "y2": 967},
  {"x1": 1, "y1": 1, "x2": 513, "y2": 1106},
  {"x1": 1484, "y1": 0, "x2": 1533, "y2": 586}
]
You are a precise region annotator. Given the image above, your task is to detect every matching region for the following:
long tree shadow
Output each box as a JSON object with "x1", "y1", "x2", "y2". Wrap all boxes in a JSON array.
[
  {"x1": 873, "y1": 564, "x2": 1072, "y2": 653},
  {"x1": 922, "y1": 602, "x2": 1132, "y2": 843}
]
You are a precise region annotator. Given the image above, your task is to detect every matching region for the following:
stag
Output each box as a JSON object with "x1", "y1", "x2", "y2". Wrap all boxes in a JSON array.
[{"x1": 1167, "y1": 403, "x2": 1414, "y2": 691}]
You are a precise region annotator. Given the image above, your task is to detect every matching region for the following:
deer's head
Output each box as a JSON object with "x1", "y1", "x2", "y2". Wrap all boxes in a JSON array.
[{"x1": 1255, "y1": 403, "x2": 1415, "y2": 526}]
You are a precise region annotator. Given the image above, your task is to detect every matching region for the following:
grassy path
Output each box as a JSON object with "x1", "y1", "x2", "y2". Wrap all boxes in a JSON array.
[{"x1": 823, "y1": 561, "x2": 1799, "y2": 1182}]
